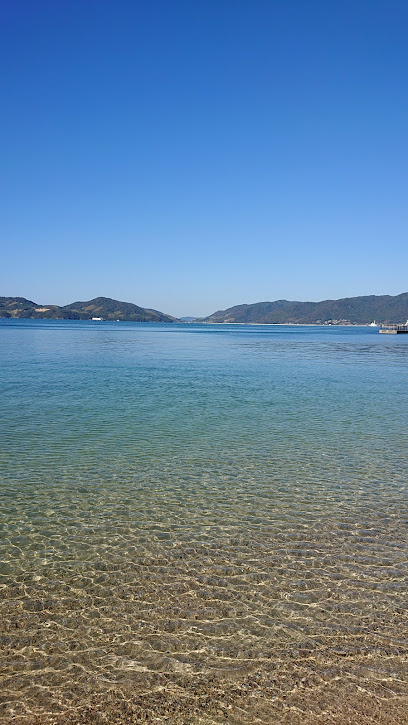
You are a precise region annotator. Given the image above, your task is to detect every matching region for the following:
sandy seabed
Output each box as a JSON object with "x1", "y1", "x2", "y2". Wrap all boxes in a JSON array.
[
  {"x1": 2, "y1": 546, "x2": 407, "y2": 725},
  {"x1": 5, "y1": 670, "x2": 408, "y2": 725}
]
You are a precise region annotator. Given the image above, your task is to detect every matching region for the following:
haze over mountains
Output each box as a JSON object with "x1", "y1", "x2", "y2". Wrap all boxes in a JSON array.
[{"x1": 1, "y1": 293, "x2": 408, "y2": 324}]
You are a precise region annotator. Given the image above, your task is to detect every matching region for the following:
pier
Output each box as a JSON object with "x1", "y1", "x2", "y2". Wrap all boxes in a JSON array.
[{"x1": 379, "y1": 323, "x2": 408, "y2": 334}]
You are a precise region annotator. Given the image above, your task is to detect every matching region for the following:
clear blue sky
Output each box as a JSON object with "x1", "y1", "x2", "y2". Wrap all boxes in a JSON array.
[{"x1": 1, "y1": 0, "x2": 407, "y2": 317}]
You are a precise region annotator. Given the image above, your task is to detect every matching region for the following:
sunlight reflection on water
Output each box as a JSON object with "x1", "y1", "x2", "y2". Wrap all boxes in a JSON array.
[{"x1": 1, "y1": 321, "x2": 407, "y2": 723}]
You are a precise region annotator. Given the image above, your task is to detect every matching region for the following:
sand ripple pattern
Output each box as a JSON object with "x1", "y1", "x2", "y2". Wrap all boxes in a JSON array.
[{"x1": 1, "y1": 321, "x2": 408, "y2": 723}]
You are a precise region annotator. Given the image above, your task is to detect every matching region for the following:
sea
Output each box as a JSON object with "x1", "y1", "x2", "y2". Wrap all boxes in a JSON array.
[{"x1": 1, "y1": 319, "x2": 407, "y2": 724}]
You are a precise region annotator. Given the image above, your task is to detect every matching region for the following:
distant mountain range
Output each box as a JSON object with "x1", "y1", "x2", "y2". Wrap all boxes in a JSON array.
[
  {"x1": 2, "y1": 293, "x2": 408, "y2": 325},
  {"x1": 0, "y1": 297, "x2": 176, "y2": 322},
  {"x1": 200, "y1": 293, "x2": 408, "y2": 325}
]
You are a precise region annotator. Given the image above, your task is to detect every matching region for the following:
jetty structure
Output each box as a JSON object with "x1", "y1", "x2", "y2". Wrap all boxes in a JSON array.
[{"x1": 379, "y1": 321, "x2": 408, "y2": 334}]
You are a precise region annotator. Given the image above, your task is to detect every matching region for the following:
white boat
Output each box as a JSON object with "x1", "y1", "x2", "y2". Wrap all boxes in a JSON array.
[{"x1": 91, "y1": 317, "x2": 103, "y2": 321}]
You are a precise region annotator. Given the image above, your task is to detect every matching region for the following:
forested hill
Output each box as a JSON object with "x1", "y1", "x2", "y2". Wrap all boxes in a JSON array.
[
  {"x1": 201, "y1": 293, "x2": 408, "y2": 325},
  {"x1": 3, "y1": 293, "x2": 408, "y2": 324},
  {"x1": 0, "y1": 296, "x2": 176, "y2": 322}
]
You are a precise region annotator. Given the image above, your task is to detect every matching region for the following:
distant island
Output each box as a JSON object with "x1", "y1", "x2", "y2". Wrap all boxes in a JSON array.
[
  {"x1": 0, "y1": 296, "x2": 176, "y2": 322},
  {"x1": 200, "y1": 292, "x2": 408, "y2": 325},
  {"x1": 2, "y1": 293, "x2": 408, "y2": 325}
]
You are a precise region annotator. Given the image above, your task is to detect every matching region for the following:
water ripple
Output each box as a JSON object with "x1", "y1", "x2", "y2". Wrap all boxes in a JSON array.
[{"x1": 0, "y1": 322, "x2": 407, "y2": 723}]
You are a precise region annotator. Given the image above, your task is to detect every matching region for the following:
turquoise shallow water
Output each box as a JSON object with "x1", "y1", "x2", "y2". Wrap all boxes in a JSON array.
[{"x1": 0, "y1": 320, "x2": 407, "y2": 723}]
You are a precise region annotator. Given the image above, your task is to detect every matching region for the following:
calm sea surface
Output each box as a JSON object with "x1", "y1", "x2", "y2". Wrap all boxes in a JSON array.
[{"x1": 1, "y1": 320, "x2": 407, "y2": 723}]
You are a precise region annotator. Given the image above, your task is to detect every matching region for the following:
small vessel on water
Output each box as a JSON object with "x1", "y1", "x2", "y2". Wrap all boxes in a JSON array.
[
  {"x1": 379, "y1": 320, "x2": 408, "y2": 334},
  {"x1": 91, "y1": 317, "x2": 103, "y2": 321}
]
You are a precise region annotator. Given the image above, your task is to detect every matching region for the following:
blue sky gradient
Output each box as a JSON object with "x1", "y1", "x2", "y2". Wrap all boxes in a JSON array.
[{"x1": 1, "y1": 0, "x2": 407, "y2": 316}]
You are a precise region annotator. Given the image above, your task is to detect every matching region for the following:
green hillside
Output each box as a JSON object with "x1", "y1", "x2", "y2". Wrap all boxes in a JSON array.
[
  {"x1": 201, "y1": 293, "x2": 408, "y2": 325},
  {"x1": 61, "y1": 297, "x2": 175, "y2": 322},
  {"x1": 0, "y1": 296, "x2": 176, "y2": 322}
]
